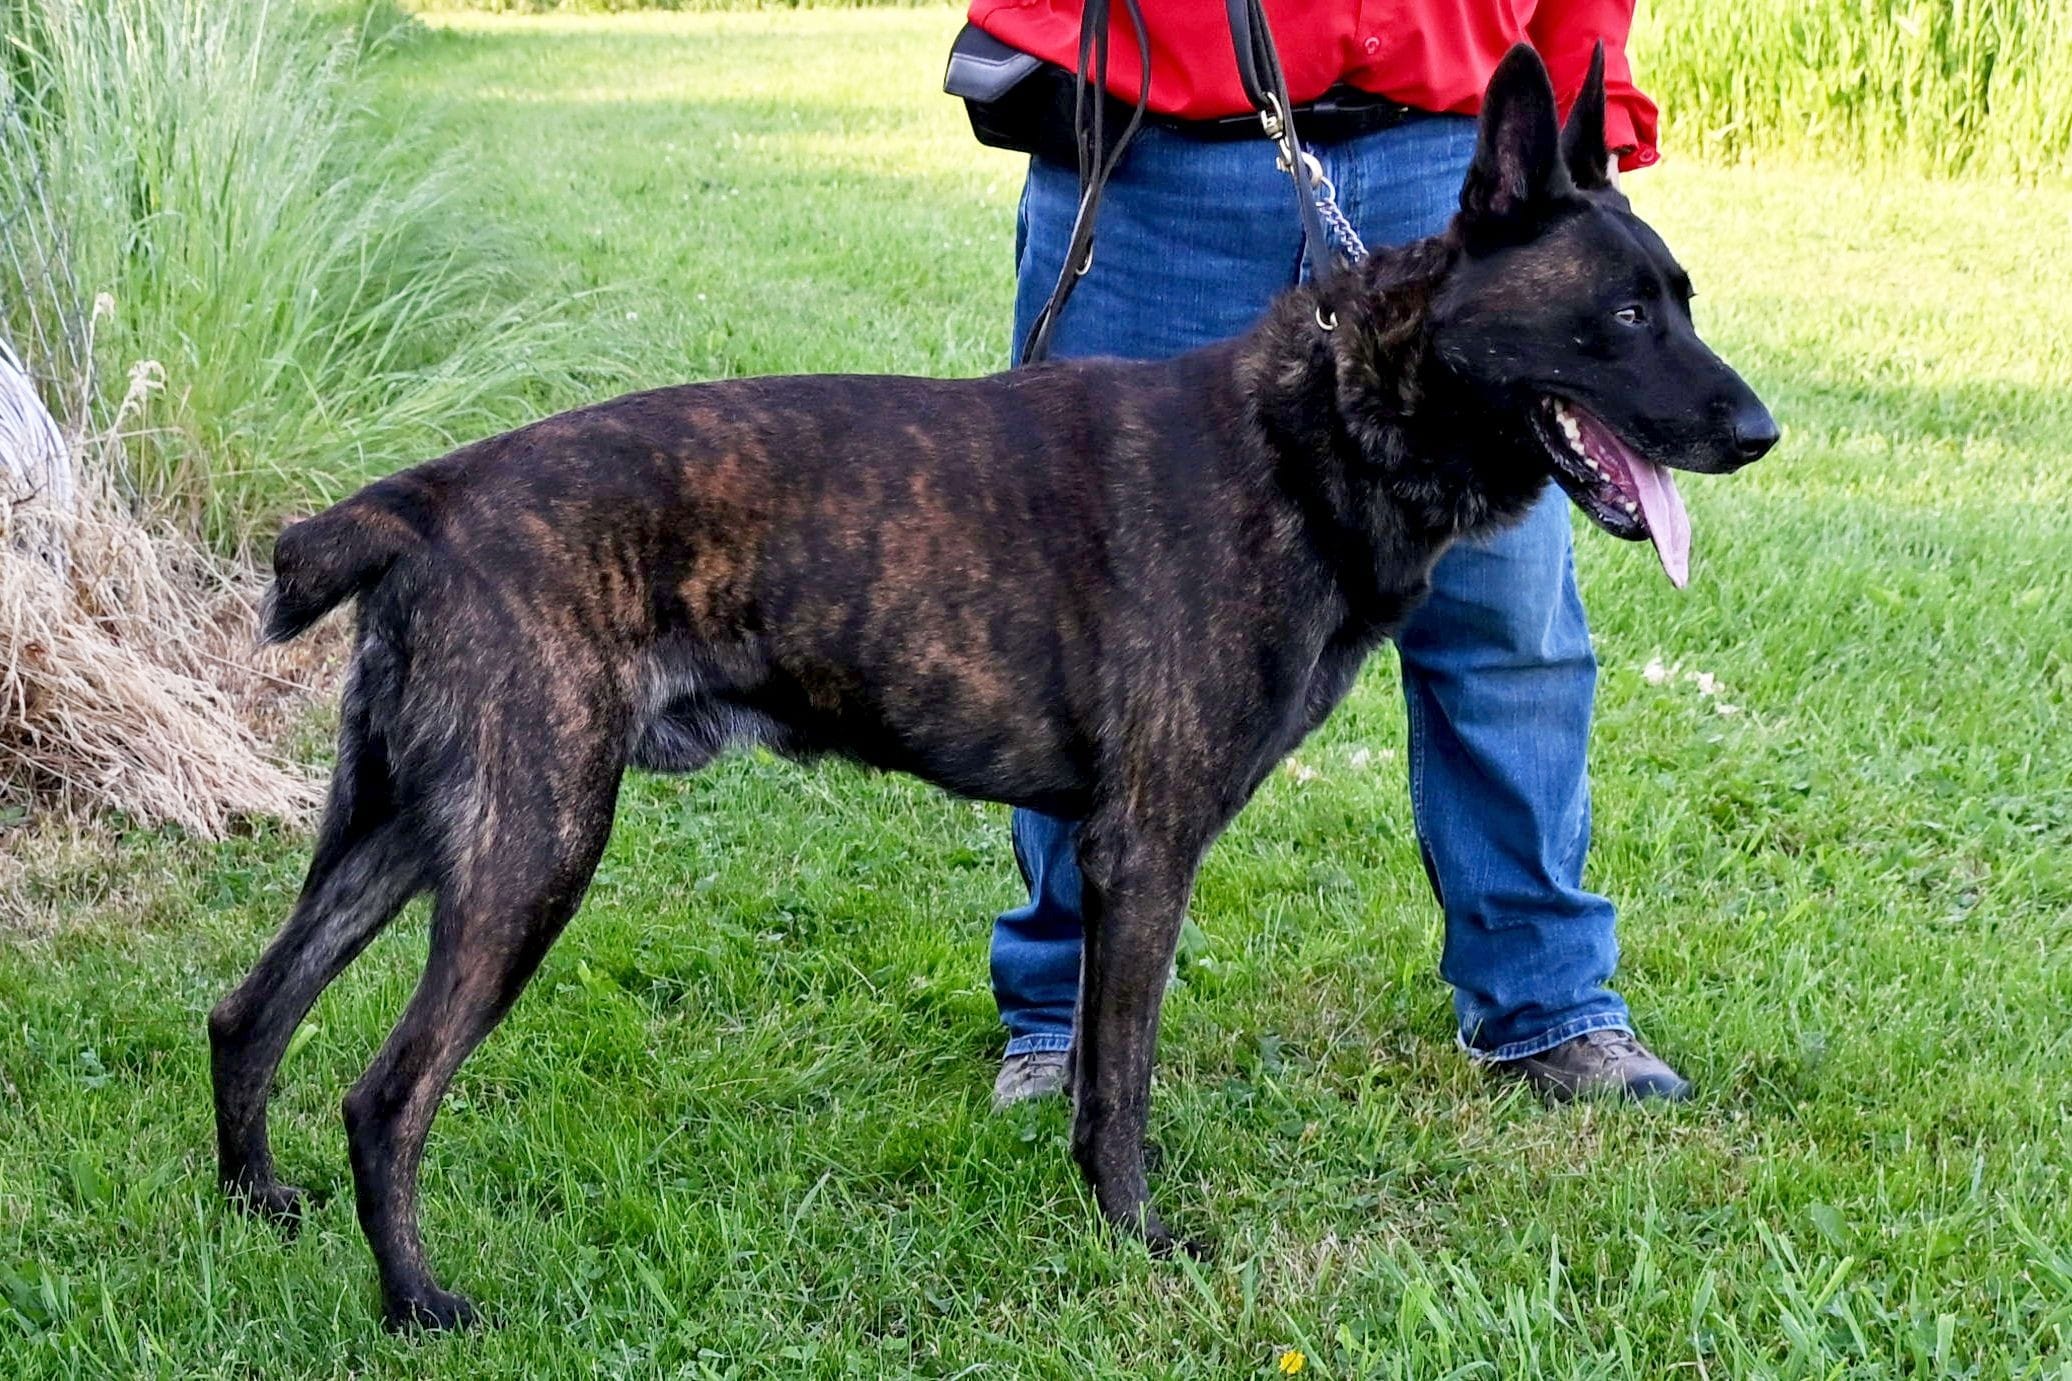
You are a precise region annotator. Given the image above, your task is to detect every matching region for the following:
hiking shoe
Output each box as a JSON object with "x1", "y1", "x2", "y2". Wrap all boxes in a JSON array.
[
  {"x1": 1496, "y1": 1029, "x2": 1692, "y2": 1104},
  {"x1": 992, "y1": 1050, "x2": 1070, "y2": 1109}
]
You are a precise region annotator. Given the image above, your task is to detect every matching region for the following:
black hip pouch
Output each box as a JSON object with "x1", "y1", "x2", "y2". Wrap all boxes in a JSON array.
[{"x1": 942, "y1": 23, "x2": 1117, "y2": 168}]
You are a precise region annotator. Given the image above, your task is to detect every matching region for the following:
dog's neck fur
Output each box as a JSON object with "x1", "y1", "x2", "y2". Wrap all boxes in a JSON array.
[{"x1": 1233, "y1": 227, "x2": 1549, "y2": 637}]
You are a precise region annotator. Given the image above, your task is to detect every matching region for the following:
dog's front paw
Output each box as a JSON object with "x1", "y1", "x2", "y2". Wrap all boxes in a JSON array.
[
  {"x1": 1145, "y1": 1224, "x2": 1214, "y2": 1262},
  {"x1": 1119, "y1": 1203, "x2": 1212, "y2": 1262},
  {"x1": 383, "y1": 1287, "x2": 482, "y2": 1334}
]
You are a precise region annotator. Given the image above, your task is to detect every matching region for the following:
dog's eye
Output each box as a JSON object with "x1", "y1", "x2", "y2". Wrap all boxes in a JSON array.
[{"x1": 1614, "y1": 304, "x2": 1648, "y2": 326}]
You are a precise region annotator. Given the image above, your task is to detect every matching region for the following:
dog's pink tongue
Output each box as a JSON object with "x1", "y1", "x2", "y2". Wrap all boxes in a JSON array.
[{"x1": 1628, "y1": 458, "x2": 1690, "y2": 588}]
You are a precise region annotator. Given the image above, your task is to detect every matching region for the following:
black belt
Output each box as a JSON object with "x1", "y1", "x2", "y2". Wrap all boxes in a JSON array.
[{"x1": 1164, "y1": 87, "x2": 1427, "y2": 144}]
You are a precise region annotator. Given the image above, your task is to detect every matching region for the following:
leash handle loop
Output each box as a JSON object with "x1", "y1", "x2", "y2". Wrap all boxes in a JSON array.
[{"x1": 1021, "y1": 0, "x2": 1150, "y2": 364}]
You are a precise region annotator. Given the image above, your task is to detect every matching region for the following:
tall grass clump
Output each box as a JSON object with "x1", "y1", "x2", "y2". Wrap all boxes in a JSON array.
[
  {"x1": 1, "y1": 358, "x2": 322, "y2": 839},
  {"x1": 1, "y1": 0, "x2": 597, "y2": 543},
  {"x1": 1634, "y1": 0, "x2": 2072, "y2": 178}
]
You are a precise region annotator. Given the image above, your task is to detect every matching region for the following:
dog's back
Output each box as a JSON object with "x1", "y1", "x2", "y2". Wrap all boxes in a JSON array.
[{"x1": 264, "y1": 351, "x2": 1341, "y2": 823}]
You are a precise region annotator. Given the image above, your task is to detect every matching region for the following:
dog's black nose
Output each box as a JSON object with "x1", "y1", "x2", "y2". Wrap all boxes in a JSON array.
[{"x1": 1731, "y1": 404, "x2": 1780, "y2": 463}]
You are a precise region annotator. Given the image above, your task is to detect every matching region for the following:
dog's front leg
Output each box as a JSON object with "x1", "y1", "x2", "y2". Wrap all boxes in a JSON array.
[{"x1": 1069, "y1": 815, "x2": 1203, "y2": 1257}]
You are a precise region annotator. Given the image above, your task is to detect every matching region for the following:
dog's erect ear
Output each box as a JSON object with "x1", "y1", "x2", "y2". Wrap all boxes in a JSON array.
[
  {"x1": 1460, "y1": 44, "x2": 1570, "y2": 226},
  {"x1": 1560, "y1": 42, "x2": 1612, "y2": 191}
]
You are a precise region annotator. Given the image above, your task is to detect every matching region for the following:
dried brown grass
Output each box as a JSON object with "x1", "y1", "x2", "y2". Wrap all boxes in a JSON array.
[{"x1": 1, "y1": 360, "x2": 328, "y2": 851}]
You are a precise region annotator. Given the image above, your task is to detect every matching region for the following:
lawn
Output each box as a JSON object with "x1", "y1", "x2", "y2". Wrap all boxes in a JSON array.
[{"x1": 3, "y1": 10, "x2": 2070, "y2": 1377}]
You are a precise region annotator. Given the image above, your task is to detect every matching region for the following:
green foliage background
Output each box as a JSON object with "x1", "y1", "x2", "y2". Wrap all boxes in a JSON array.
[
  {"x1": 5, "y1": 0, "x2": 2058, "y2": 548},
  {"x1": 1632, "y1": 0, "x2": 2072, "y2": 178},
  {"x1": 402, "y1": 0, "x2": 2072, "y2": 176}
]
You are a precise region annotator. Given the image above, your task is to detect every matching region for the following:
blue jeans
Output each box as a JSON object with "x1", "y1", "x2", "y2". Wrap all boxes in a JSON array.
[{"x1": 990, "y1": 116, "x2": 1633, "y2": 1063}]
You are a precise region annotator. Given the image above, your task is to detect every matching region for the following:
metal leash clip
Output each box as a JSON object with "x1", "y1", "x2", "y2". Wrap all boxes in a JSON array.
[
  {"x1": 1259, "y1": 92, "x2": 1289, "y2": 155},
  {"x1": 1261, "y1": 95, "x2": 1369, "y2": 268},
  {"x1": 1290, "y1": 152, "x2": 1370, "y2": 265}
]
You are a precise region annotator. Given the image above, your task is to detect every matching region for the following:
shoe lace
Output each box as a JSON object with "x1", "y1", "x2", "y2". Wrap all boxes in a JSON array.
[{"x1": 1576, "y1": 1029, "x2": 1648, "y2": 1063}]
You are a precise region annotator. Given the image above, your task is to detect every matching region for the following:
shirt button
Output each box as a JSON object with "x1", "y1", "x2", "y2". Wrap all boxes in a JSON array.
[{"x1": 1362, "y1": 36, "x2": 1381, "y2": 55}]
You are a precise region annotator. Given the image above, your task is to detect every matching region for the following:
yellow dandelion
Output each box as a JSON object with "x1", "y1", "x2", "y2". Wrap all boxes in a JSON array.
[{"x1": 1277, "y1": 1350, "x2": 1306, "y2": 1374}]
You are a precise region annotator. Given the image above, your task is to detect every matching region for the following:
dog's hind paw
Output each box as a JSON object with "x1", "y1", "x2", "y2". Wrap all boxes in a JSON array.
[
  {"x1": 1146, "y1": 1228, "x2": 1214, "y2": 1262},
  {"x1": 383, "y1": 1287, "x2": 482, "y2": 1334}
]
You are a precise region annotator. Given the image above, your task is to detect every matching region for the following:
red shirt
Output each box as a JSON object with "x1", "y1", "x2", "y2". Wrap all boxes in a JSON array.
[{"x1": 968, "y1": 0, "x2": 1660, "y2": 170}]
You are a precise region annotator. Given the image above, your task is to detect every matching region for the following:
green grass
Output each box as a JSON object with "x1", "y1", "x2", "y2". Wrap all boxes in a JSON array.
[{"x1": 4, "y1": 10, "x2": 2071, "y2": 1376}]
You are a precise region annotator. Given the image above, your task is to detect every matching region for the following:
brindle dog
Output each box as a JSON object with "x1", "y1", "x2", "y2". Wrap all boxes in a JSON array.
[{"x1": 211, "y1": 46, "x2": 1776, "y2": 1329}]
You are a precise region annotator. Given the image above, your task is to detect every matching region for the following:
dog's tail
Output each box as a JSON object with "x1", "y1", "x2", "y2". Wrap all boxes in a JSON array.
[{"x1": 260, "y1": 471, "x2": 443, "y2": 645}]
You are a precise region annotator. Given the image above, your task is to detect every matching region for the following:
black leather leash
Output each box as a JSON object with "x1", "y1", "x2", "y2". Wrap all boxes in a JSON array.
[{"x1": 1020, "y1": 0, "x2": 1359, "y2": 364}]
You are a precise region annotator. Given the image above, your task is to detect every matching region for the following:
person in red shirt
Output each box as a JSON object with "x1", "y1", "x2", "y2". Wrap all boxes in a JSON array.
[
  {"x1": 972, "y1": 0, "x2": 1659, "y2": 172},
  {"x1": 973, "y1": 1, "x2": 1692, "y2": 1106}
]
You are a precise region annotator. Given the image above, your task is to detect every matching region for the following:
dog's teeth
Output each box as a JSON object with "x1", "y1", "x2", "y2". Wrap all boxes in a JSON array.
[
  {"x1": 1551, "y1": 402, "x2": 1596, "y2": 464},
  {"x1": 1623, "y1": 500, "x2": 1638, "y2": 514}
]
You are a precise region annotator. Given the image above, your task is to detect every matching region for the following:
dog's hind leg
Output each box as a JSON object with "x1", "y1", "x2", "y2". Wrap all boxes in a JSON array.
[
  {"x1": 1068, "y1": 810, "x2": 1204, "y2": 1258},
  {"x1": 341, "y1": 741, "x2": 621, "y2": 1332},
  {"x1": 210, "y1": 686, "x2": 427, "y2": 1228}
]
